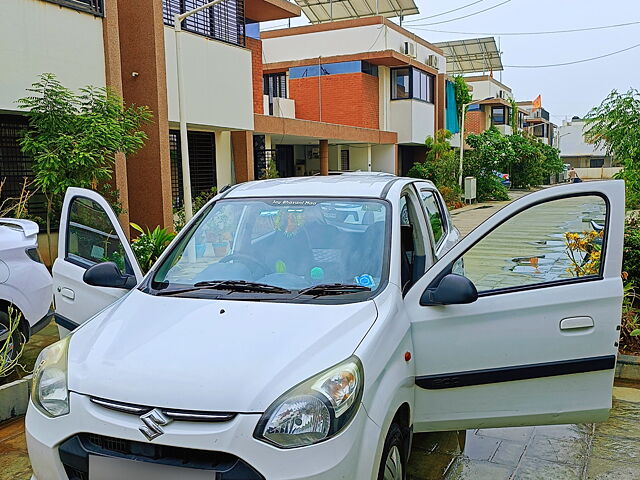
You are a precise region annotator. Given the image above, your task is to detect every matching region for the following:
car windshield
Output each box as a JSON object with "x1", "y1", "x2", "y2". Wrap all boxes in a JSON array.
[{"x1": 151, "y1": 197, "x2": 389, "y2": 300}]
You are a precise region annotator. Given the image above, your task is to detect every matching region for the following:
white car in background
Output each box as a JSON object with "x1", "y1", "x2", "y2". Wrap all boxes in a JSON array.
[
  {"x1": 0, "y1": 219, "x2": 53, "y2": 360},
  {"x1": 27, "y1": 177, "x2": 623, "y2": 480}
]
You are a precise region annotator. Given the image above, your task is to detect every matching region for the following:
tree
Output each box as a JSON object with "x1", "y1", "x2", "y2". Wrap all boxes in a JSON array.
[
  {"x1": 464, "y1": 127, "x2": 511, "y2": 201},
  {"x1": 453, "y1": 76, "x2": 472, "y2": 123},
  {"x1": 506, "y1": 133, "x2": 546, "y2": 188},
  {"x1": 585, "y1": 89, "x2": 640, "y2": 208},
  {"x1": 408, "y1": 130, "x2": 459, "y2": 190},
  {"x1": 18, "y1": 73, "x2": 151, "y2": 259},
  {"x1": 510, "y1": 98, "x2": 519, "y2": 132}
]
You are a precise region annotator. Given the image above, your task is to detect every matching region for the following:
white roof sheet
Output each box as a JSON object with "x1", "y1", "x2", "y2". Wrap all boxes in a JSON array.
[
  {"x1": 433, "y1": 37, "x2": 503, "y2": 74},
  {"x1": 294, "y1": 0, "x2": 419, "y2": 23}
]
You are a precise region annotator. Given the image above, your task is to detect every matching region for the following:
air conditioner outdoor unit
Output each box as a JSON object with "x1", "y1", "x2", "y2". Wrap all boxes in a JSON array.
[
  {"x1": 402, "y1": 42, "x2": 416, "y2": 57},
  {"x1": 427, "y1": 55, "x2": 439, "y2": 69}
]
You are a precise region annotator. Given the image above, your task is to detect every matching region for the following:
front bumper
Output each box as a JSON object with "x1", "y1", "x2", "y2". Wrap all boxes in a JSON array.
[{"x1": 27, "y1": 392, "x2": 381, "y2": 480}]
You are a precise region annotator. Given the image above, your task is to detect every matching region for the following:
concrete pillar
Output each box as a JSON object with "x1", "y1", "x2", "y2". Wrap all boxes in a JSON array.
[
  {"x1": 117, "y1": 0, "x2": 173, "y2": 231},
  {"x1": 367, "y1": 144, "x2": 372, "y2": 172},
  {"x1": 102, "y1": 0, "x2": 129, "y2": 234},
  {"x1": 231, "y1": 131, "x2": 254, "y2": 184},
  {"x1": 215, "y1": 131, "x2": 233, "y2": 188},
  {"x1": 319, "y1": 139, "x2": 329, "y2": 176}
]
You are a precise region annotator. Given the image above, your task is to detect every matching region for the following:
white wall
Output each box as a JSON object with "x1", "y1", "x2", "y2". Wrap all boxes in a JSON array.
[
  {"x1": 389, "y1": 100, "x2": 435, "y2": 144},
  {"x1": 165, "y1": 27, "x2": 253, "y2": 131},
  {"x1": 215, "y1": 131, "x2": 233, "y2": 186},
  {"x1": 262, "y1": 24, "x2": 445, "y2": 74},
  {"x1": 558, "y1": 119, "x2": 609, "y2": 157},
  {"x1": 372, "y1": 144, "x2": 395, "y2": 173},
  {"x1": 0, "y1": 0, "x2": 106, "y2": 111},
  {"x1": 349, "y1": 145, "x2": 370, "y2": 171},
  {"x1": 467, "y1": 78, "x2": 513, "y2": 102}
]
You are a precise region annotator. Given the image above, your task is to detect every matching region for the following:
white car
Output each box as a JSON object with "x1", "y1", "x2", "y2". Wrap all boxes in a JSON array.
[
  {"x1": 0, "y1": 219, "x2": 52, "y2": 360},
  {"x1": 27, "y1": 176, "x2": 624, "y2": 480}
]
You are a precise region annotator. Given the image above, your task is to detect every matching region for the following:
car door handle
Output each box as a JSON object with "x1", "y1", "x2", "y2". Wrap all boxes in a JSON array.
[
  {"x1": 560, "y1": 316, "x2": 594, "y2": 330},
  {"x1": 60, "y1": 287, "x2": 75, "y2": 301}
]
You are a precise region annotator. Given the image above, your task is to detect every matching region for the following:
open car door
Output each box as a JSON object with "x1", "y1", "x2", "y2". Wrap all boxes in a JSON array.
[
  {"x1": 53, "y1": 188, "x2": 142, "y2": 336},
  {"x1": 407, "y1": 181, "x2": 625, "y2": 432}
]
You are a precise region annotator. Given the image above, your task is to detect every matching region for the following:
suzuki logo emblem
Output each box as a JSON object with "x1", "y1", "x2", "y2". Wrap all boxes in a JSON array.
[{"x1": 139, "y1": 409, "x2": 172, "y2": 441}]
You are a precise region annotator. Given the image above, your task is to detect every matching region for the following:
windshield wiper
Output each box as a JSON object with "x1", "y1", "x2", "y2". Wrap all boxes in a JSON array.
[
  {"x1": 297, "y1": 283, "x2": 372, "y2": 297},
  {"x1": 155, "y1": 280, "x2": 291, "y2": 296}
]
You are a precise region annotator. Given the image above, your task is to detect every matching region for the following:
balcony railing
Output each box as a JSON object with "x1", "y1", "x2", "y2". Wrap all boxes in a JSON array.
[
  {"x1": 45, "y1": 0, "x2": 104, "y2": 16},
  {"x1": 163, "y1": 0, "x2": 246, "y2": 47},
  {"x1": 528, "y1": 108, "x2": 550, "y2": 121}
]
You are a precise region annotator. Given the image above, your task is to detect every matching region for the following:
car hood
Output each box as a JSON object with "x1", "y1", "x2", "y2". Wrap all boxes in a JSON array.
[{"x1": 68, "y1": 289, "x2": 377, "y2": 412}]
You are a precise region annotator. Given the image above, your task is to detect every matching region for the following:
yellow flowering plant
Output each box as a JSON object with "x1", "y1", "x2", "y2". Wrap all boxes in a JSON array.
[{"x1": 564, "y1": 230, "x2": 603, "y2": 277}]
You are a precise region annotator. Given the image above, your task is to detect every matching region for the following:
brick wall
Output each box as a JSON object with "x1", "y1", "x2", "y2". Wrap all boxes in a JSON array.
[
  {"x1": 289, "y1": 72, "x2": 379, "y2": 129},
  {"x1": 465, "y1": 110, "x2": 486, "y2": 134},
  {"x1": 246, "y1": 37, "x2": 263, "y2": 115}
]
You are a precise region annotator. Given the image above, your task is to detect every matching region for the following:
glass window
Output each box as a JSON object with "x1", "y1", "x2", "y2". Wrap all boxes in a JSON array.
[
  {"x1": 392, "y1": 68, "x2": 411, "y2": 99},
  {"x1": 67, "y1": 197, "x2": 132, "y2": 275},
  {"x1": 421, "y1": 74, "x2": 428, "y2": 102},
  {"x1": 152, "y1": 198, "x2": 389, "y2": 300},
  {"x1": 420, "y1": 190, "x2": 445, "y2": 245},
  {"x1": 413, "y1": 69, "x2": 422, "y2": 100},
  {"x1": 492, "y1": 106, "x2": 506, "y2": 125},
  {"x1": 457, "y1": 195, "x2": 607, "y2": 293}
]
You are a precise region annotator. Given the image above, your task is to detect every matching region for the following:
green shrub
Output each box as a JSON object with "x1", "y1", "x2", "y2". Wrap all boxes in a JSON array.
[
  {"x1": 623, "y1": 213, "x2": 640, "y2": 285},
  {"x1": 130, "y1": 223, "x2": 176, "y2": 273}
]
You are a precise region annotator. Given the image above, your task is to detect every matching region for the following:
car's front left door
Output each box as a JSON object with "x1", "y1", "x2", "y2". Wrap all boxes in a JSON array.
[
  {"x1": 53, "y1": 188, "x2": 142, "y2": 336},
  {"x1": 407, "y1": 181, "x2": 625, "y2": 432}
]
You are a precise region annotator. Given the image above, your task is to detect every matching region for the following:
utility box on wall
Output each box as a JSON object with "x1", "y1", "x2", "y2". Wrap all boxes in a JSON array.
[{"x1": 464, "y1": 176, "x2": 477, "y2": 203}]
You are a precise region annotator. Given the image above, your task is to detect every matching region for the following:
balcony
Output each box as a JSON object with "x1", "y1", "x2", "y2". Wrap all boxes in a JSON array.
[
  {"x1": 527, "y1": 108, "x2": 550, "y2": 121},
  {"x1": 263, "y1": 96, "x2": 296, "y2": 118},
  {"x1": 163, "y1": 0, "x2": 246, "y2": 47},
  {"x1": 495, "y1": 124, "x2": 513, "y2": 136}
]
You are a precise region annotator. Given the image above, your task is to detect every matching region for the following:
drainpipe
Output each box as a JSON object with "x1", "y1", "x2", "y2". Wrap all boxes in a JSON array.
[{"x1": 174, "y1": 0, "x2": 227, "y2": 221}]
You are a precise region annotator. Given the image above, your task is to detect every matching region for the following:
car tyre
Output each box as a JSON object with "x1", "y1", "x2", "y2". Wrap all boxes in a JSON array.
[
  {"x1": 0, "y1": 310, "x2": 23, "y2": 364},
  {"x1": 377, "y1": 422, "x2": 407, "y2": 480}
]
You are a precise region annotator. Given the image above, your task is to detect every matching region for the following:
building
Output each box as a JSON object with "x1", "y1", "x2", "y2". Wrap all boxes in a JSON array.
[
  {"x1": 558, "y1": 117, "x2": 615, "y2": 168},
  {"x1": 1, "y1": 0, "x2": 451, "y2": 231},
  {"x1": 517, "y1": 100, "x2": 557, "y2": 147},
  {"x1": 1, "y1": 0, "x2": 300, "y2": 231},
  {"x1": 463, "y1": 75, "x2": 523, "y2": 137},
  {"x1": 259, "y1": 16, "x2": 447, "y2": 176}
]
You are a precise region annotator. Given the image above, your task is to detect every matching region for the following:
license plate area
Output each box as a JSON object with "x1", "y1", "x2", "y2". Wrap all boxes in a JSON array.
[{"x1": 90, "y1": 455, "x2": 218, "y2": 479}]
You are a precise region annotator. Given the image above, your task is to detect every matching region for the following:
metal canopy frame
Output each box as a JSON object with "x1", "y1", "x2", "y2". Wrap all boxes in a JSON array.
[
  {"x1": 294, "y1": 0, "x2": 418, "y2": 23},
  {"x1": 433, "y1": 37, "x2": 503, "y2": 75}
]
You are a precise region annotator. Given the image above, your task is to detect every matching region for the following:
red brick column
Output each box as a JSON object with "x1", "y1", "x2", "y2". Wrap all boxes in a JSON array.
[{"x1": 319, "y1": 140, "x2": 329, "y2": 176}]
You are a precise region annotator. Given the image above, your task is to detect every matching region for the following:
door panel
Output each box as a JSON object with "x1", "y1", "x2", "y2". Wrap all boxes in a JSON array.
[
  {"x1": 407, "y1": 181, "x2": 625, "y2": 432},
  {"x1": 53, "y1": 188, "x2": 142, "y2": 334}
]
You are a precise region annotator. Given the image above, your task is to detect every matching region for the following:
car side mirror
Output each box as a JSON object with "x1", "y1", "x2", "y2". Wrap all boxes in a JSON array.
[
  {"x1": 83, "y1": 262, "x2": 137, "y2": 290},
  {"x1": 421, "y1": 273, "x2": 478, "y2": 306}
]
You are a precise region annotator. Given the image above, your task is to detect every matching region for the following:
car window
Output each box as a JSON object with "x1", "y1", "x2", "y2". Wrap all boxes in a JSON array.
[
  {"x1": 457, "y1": 195, "x2": 607, "y2": 293},
  {"x1": 399, "y1": 192, "x2": 428, "y2": 291},
  {"x1": 66, "y1": 196, "x2": 133, "y2": 275},
  {"x1": 420, "y1": 190, "x2": 445, "y2": 246}
]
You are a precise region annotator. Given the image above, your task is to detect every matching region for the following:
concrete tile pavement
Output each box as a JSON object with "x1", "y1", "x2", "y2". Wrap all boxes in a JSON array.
[{"x1": 407, "y1": 385, "x2": 640, "y2": 480}]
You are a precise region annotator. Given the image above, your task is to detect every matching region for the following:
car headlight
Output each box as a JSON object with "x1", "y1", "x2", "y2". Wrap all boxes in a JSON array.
[
  {"x1": 31, "y1": 336, "x2": 71, "y2": 417},
  {"x1": 255, "y1": 356, "x2": 363, "y2": 449}
]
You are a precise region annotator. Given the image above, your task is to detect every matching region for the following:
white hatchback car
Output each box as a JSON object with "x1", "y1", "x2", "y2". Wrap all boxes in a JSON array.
[
  {"x1": 0, "y1": 218, "x2": 52, "y2": 360},
  {"x1": 27, "y1": 176, "x2": 623, "y2": 480}
]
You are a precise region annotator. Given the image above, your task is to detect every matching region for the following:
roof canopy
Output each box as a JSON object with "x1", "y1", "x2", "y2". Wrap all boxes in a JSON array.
[
  {"x1": 433, "y1": 37, "x2": 503, "y2": 75},
  {"x1": 294, "y1": 0, "x2": 419, "y2": 24}
]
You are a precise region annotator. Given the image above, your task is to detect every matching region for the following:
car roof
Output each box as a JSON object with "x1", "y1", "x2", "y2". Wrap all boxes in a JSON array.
[{"x1": 224, "y1": 173, "x2": 430, "y2": 199}]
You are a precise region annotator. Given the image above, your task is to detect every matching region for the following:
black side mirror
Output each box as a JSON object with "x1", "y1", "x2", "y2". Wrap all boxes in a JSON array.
[
  {"x1": 83, "y1": 262, "x2": 137, "y2": 290},
  {"x1": 421, "y1": 273, "x2": 478, "y2": 306}
]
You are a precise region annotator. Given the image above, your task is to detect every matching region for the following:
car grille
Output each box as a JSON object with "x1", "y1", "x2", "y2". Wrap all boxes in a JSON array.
[
  {"x1": 90, "y1": 396, "x2": 236, "y2": 422},
  {"x1": 60, "y1": 433, "x2": 265, "y2": 479}
]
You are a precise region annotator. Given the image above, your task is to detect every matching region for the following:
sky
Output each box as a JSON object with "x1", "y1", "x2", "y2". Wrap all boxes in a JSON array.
[{"x1": 262, "y1": 0, "x2": 640, "y2": 124}]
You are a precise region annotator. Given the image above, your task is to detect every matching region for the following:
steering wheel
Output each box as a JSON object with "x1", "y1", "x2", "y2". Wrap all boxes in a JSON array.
[{"x1": 220, "y1": 253, "x2": 269, "y2": 278}]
